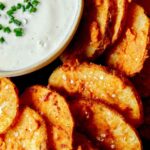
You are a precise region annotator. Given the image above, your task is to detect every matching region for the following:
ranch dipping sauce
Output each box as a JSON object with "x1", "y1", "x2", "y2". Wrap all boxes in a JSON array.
[{"x1": 0, "y1": 0, "x2": 81, "y2": 71}]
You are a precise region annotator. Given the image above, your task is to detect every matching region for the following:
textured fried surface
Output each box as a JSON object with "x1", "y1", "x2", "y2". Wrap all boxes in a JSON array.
[
  {"x1": 0, "y1": 78, "x2": 19, "y2": 134},
  {"x1": 107, "y1": 3, "x2": 149, "y2": 76},
  {"x1": 73, "y1": 132, "x2": 98, "y2": 150},
  {"x1": 70, "y1": 99, "x2": 142, "y2": 150},
  {"x1": 21, "y1": 85, "x2": 73, "y2": 150},
  {"x1": 4, "y1": 107, "x2": 48, "y2": 150},
  {"x1": 49, "y1": 62, "x2": 142, "y2": 126},
  {"x1": 48, "y1": 125, "x2": 73, "y2": 150},
  {"x1": 61, "y1": 0, "x2": 128, "y2": 62},
  {"x1": 111, "y1": 0, "x2": 127, "y2": 43}
]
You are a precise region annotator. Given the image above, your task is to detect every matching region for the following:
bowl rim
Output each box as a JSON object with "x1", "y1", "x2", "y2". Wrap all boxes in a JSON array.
[{"x1": 0, "y1": 0, "x2": 84, "y2": 77}]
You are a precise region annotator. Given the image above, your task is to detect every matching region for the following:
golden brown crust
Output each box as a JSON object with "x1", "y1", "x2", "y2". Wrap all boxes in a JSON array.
[
  {"x1": 49, "y1": 62, "x2": 143, "y2": 127},
  {"x1": 0, "y1": 78, "x2": 19, "y2": 134},
  {"x1": 107, "y1": 3, "x2": 149, "y2": 76},
  {"x1": 111, "y1": 0, "x2": 128, "y2": 43},
  {"x1": 48, "y1": 125, "x2": 73, "y2": 150},
  {"x1": 21, "y1": 85, "x2": 73, "y2": 150},
  {"x1": 61, "y1": 0, "x2": 128, "y2": 62},
  {"x1": 4, "y1": 107, "x2": 48, "y2": 150},
  {"x1": 70, "y1": 99, "x2": 142, "y2": 150}
]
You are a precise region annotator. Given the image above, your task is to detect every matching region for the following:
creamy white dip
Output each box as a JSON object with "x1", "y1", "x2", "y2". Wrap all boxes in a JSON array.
[{"x1": 0, "y1": 0, "x2": 81, "y2": 71}]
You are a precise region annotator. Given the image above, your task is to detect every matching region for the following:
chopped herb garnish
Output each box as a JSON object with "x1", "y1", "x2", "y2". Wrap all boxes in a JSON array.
[
  {"x1": 13, "y1": 19, "x2": 22, "y2": 26},
  {"x1": 21, "y1": 5, "x2": 26, "y2": 12},
  {"x1": 0, "y1": 37, "x2": 5, "y2": 43},
  {"x1": 26, "y1": 2, "x2": 32, "y2": 9},
  {"x1": 0, "y1": 2, "x2": 5, "y2": 10},
  {"x1": 14, "y1": 28, "x2": 24, "y2": 36},
  {"x1": 7, "y1": 10, "x2": 14, "y2": 16},
  {"x1": 4, "y1": 27, "x2": 11, "y2": 33},
  {"x1": 32, "y1": 0, "x2": 40, "y2": 7},
  {"x1": 0, "y1": 0, "x2": 40, "y2": 42},
  {"x1": 17, "y1": 3, "x2": 22, "y2": 9},
  {"x1": 30, "y1": 7, "x2": 37, "y2": 13},
  {"x1": 11, "y1": 6, "x2": 17, "y2": 11}
]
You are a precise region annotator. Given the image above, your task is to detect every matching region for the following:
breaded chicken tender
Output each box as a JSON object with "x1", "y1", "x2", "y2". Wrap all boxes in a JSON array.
[
  {"x1": 4, "y1": 107, "x2": 48, "y2": 150},
  {"x1": 70, "y1": 99, "x2": 142, "y2": 150},
  {"x1": 21, "y1": 85, "x2": 73, "y2": 150},
  {"x1": 107, "y1": 3, "x2": 149, "y2": 76},
  {"x1": 61, "y1": 0, "x2": 128, "y2": 62},
  {"x1": 0, "y1": 78, "x2": 19, "y2": 134},
  {"x1": 49, "y1": 61, "x2": 143, "y2": 126}
]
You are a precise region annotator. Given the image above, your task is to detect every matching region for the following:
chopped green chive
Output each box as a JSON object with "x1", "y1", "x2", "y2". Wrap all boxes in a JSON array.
[
  {"x1": 0, "y1": 37, "x2": 5, "y2": 43},
  {"x1": 14, "y1": 28, "x2": 24, "y2": 36},
  {"x1": 13, "y1": 19, "x2": 22, "y2": 26},
  {"x1": 0, "y1": 0, "x2": 40, "y2": 42},
  {"x1": 32, "y1": 0, "x2": 40, "y2": 7},
  {"x1": 17, "y1": 3, "x2": 22, "y2": 9},
  {"x1": 26, "y1": 2, "x2": 32, "y2": 9},
  {"x1": 11, "y1": 6, "x2": 17, "y2": 11},
  {"x1": 22, "y1": 5, "x2": 26, "y2": 12},
  {"x1": 30, "y1": 7, "x2": 37, "y2": 13},
  {"x1": 0, "y1": 2, "x2": 5, "y2": 10},
  {"x1": 7, "y1": 10, "x2": 14, "y2": 16},
  {"x1": 4, "y1": 27, "x2": 11, "y2": 33}
]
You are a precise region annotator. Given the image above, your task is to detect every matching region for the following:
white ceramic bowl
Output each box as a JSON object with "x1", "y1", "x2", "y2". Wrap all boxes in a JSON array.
[{"x1": 0, "y1": 0, "x2": 83, "y2": 77}]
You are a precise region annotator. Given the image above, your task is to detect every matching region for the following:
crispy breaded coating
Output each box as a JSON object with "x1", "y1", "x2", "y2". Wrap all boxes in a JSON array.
[
  {"x1": 107, "y1": 3, "x2": 149, "y2": 76},
  {"x1": 21, "y1": 85, "x2": 73, "y2": 150},
  {"x1": 61, "y1": 0, "x2": 128, "y2": 62},
  {"x1": 73, "y1": 132, "x2": 98, "y2": 150},
  {"x1": 49, "y1": 62, "x2": 143, "y2": 126},
  {"x1": 70, "y1": 99, "x2": 142, "y2": 150},
  {"x1": 0, "y1": 78, "x2": 19, "y2": 134},
  {"x1": 48, "y1": 125, "x2": 73, "y2": 150},
  {"x1": 111, "y1": 0, "x2": 127, "y2": 43},
  {"x1": 4, "y1": 107, "x2": 48, "y2": 150}
]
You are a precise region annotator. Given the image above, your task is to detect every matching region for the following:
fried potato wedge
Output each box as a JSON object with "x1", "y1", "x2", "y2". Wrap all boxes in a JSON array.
[
  {"x1": 70, "y1": 99, "x2": 142, "y2": 150},
  {"x1": 61, "y1": 0, "x2": 127, "y2": 62},
  {"x1": 49, "y1": 62, "x2": 142, "y2": 126},
  {"x1": 73, "y1": 132, "x2": 98, "y2": 150},
  {"x1": 107, "y1": 3, "x2": 149, "y2": 76},
  {"x1": 21, "y1": 85, "x2": 73, "y2": 150},
  {"x1": 61, "y1": 0, "x2": 109, "y2": 62},
  {"x1": 4, "y1": 107, "x2": 48, "y2": 150},
  {"x1": 0, "y1": 78, "x2": 19, "y2": 134}
]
